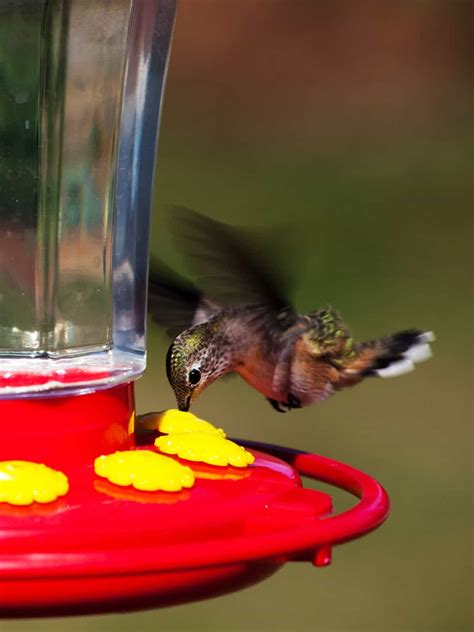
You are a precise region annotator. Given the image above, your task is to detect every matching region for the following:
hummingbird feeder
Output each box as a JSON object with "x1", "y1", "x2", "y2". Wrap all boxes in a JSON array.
[{"x1": 0, "y1": 0, "x2": 389, "y2": 617}]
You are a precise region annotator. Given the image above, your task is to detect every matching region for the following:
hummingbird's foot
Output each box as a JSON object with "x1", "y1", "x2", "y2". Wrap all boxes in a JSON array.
[
  {"x1": 267, "y1": 398, "x2": 288, "y2": 413},
  {"x1": 267, "y1": 394, "x2": 301, "y2": 412},
  {"x1": 287, "y1": 394, "x2": 301, "y2": 409}
]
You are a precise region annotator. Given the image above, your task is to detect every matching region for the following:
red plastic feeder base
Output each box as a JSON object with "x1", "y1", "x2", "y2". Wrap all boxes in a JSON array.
[{"x1": 0, "y1": 382, "x2": 390, "y2": 617}]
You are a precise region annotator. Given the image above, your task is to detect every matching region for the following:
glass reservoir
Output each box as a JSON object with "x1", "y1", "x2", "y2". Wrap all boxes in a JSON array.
[{"x1": 0, "y1": 0, "x2": 176, "y2": 397}]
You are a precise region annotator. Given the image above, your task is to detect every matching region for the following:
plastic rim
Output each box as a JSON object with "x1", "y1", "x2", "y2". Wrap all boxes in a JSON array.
[{"x1": 0, "y1": 441, "x2": 389, "y2": 578}]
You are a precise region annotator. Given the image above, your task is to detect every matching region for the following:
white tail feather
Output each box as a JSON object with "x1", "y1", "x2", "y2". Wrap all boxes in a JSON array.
[
  {"x1": 376, "y1": 331, "x2": 434, "y2": 378},
  {"x1": 418, "y1": 331, "x2": 436, "y2": 343},
  {"x1": 405, "y1": 343, "x2": 432, "y2": 363},
  {"x1": 377, "y1": 359, "x2": 415, "y2": 378}
]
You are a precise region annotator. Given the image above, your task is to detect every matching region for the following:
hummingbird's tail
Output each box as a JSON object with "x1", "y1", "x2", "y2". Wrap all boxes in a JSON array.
[{"x1": 341, "y1": 330, "x2": 434, "y2": 384}]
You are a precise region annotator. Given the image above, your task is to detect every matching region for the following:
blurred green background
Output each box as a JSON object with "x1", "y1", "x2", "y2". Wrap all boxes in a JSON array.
[{"x1": 3, "y1": 1, "x2": 471, "y2": 631}]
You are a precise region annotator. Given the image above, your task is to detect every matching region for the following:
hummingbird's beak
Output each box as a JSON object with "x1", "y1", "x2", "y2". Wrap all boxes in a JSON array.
[{"x1": 177, "y1": 395, "x2": 191, "y2": 412}]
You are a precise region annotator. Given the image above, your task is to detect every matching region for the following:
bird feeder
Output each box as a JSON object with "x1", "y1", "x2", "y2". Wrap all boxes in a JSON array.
[{"x1": 0, "y1": 0, "x2": 390, "y2": 617}]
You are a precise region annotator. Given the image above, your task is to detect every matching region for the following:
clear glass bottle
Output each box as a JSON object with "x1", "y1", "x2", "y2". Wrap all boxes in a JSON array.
[{"x1": 0, "y1": 0, "x2": 176, "y2": 397}]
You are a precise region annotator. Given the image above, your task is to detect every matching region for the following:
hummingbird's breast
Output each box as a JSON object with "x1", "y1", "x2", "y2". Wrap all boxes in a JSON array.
[
  {"x1": 234, "y1": 342, "x2": 284, "y2": 401},
  {"x1": 224, "y1": 308, "x2": 287, "y2": 401}
]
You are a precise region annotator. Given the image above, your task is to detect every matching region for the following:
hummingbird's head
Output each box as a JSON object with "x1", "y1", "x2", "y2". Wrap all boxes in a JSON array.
[{"x1": 165, "y1": 322, "x2": 232, "y2": 411}]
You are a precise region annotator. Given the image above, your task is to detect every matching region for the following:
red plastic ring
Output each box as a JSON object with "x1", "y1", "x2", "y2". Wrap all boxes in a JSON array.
[{"x1": 0, "y1": 442, "x2": 389, "y2": 578}]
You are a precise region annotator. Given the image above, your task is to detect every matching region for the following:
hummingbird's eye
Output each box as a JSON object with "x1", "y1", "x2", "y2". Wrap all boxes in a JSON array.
[{"x1": 188, "y1": 368, "x2": 201, "y2": 385}]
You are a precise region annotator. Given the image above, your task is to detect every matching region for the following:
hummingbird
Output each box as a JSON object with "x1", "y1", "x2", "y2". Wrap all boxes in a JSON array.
[{"x1": 148, "y1": 207, "x2": 434, "y2": 413}]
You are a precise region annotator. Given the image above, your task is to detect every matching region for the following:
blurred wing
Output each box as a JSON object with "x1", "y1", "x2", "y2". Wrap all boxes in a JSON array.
[
  {"x1": 167, "y1": 206, "x2": 296, "y2": 313},
  {"x1": 148, "y1": 259, "x2": 220, "y2": 338}
]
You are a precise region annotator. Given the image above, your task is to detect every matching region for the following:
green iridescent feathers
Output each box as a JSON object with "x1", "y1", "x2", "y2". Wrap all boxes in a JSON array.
[{"x1": 305, "y1": 306, "x2": 356, "y2": 363}]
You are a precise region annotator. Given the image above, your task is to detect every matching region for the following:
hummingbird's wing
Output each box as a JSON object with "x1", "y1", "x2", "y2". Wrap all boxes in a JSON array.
[
  {"x1": 166, "y1": 206, "x2": 296, "y2": 313},
  {"x1": 148, "y1": 259, "x2": 221, "y2": 338}
]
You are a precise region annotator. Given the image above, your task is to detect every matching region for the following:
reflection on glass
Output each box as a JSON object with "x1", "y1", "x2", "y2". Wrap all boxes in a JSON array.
[{"x1": 0, "y1": 0, "x2": 176, "y2": 396}]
